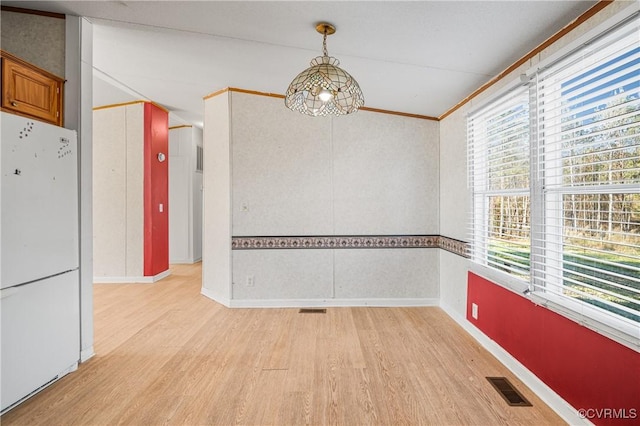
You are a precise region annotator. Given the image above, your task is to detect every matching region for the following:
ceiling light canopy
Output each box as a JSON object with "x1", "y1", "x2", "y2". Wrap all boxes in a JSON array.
[{"x1": 285, "y1": 23, "x2": 364, "y2": 116}]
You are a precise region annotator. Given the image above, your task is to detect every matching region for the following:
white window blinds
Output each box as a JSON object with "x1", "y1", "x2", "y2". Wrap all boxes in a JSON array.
[
  {"x1": 468, "y1": 16, "x2": 640, "y2": 340},
  {"x1": 468, "y1": 87, "x2": 531, "y2": 280},
  {"x1": 532, "y1": 20, "x2": 640, "y2": 325}
]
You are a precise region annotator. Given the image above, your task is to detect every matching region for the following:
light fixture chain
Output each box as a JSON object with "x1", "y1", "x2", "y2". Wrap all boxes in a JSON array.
[{"x1": 322, "y1": 28, "x2": 328, "y2": 57}]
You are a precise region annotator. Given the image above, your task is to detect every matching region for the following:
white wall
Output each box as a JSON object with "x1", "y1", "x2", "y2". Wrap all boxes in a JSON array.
[
  {"x1": 169, "y1": 127, "x2": 190, "y2": 262},
  {"x1": 204, "y1": 91, "x2": 440, "y2": 307},
  {"x1": 169, "y1": 126, "x2": 203, "y2": 264},
  {"x1": 201, "y1": 92, "x2": 232, "y2": 304},
  {"x1": 231, "y1": 94, "x2": 332, "y2": 236},
  {"x1": 438, "y1": 109, "x2": 470, "y2": 318},
  {"x1": 193, "y1": 128, "x2": 203, "y2": 262},
  {"x1": 92, "y1": 103, "x2": 145, "y2": 282},
  {"x1": 332, "y1": 113, "x2": 439, "y2": 234},
  {"x1": 65, "y1": 16, "x2": 94, "y2": 362}
]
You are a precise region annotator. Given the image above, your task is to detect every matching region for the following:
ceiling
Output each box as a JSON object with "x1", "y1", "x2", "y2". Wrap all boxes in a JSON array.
[{"x1": 6, "y1": 1, "x2": 602, "y2": 126}]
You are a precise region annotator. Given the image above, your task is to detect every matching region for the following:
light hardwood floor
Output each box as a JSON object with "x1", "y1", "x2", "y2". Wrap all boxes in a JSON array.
[{"x1": 2, "y1": 263, "x2": 564, "y2": 425}]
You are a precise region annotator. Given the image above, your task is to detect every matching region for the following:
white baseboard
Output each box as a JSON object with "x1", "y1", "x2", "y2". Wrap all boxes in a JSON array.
[
  {"x1": 198, "y1": 289, "x2": 439, "y2": 310},
  {"x1": 80, "y1": 346, "x2": 95, "y2": 363},
  {"x1": 61, "y1": 361, "x2": 78, "y2": 375},
  {"x1": 200, "y1": 287, "x2": 231, "y2": 307},
  {"x1": 439, "y1": 302, "x2": 591, "y2": 426},
  {"x1": 93, "y1": 269, "x2": 170, "y2": 284},
  {"x1": 169, "y1": 258, "x2": 201, "y2": 264},
  {"x1": 227, "y1": 298, "x2": 439, "y2": 308}
]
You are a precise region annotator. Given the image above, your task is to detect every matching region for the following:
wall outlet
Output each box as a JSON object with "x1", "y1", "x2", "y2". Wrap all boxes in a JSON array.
[
  {"x1": 246, "y1": 275, "x2": 255, "y2": 287},
  {"x1": 471, "y1": 303, "x2": 479, "y2": 320}
]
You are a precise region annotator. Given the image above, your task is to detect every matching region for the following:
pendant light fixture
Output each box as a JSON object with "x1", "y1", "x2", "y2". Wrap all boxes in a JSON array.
[{"x1": 285, "y1": 22, "x2": 364, "y2": 116}]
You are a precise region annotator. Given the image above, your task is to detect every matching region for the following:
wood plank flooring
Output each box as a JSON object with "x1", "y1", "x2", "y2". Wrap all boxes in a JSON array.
[{"x1": 2, "y1": 263, "x2": 565, "y2": 425}]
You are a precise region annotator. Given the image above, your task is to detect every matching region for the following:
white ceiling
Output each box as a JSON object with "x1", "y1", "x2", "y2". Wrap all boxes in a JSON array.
[{"x1": 6, "y1": 1, "x2": 601, "y2": 126}]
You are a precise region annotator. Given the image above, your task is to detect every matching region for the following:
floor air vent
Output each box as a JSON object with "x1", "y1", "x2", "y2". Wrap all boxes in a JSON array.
[
  {"x1": 299, "y1": 308, "x2": 327, "y2": 314},
  {"x1": 486, "y1": 377, "x2": 532, "y2": 406}
]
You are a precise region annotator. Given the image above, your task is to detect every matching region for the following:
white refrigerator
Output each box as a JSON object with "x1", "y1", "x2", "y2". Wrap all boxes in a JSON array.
[{"x1": 0, "y1": 112, "x2": 80, "y2": 413}]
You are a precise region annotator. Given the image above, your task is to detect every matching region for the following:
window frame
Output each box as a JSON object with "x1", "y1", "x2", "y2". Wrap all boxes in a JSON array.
[
  {"x1": 468, "y1": 86, "x2": 532, "y2": 285},
  {"x1": 467, "y1": 11, "x2": 640, "y2": 350}
]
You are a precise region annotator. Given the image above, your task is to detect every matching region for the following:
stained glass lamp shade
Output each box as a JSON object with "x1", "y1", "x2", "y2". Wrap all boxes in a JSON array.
[{"x1": 285, "y1": 23, "x2": 364, "y2": 116}]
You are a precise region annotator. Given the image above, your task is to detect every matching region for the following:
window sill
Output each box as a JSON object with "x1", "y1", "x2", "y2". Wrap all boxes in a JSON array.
[
  {"x1": 468, "y1": 263, "x2": 639, "y2": 353},
  {"x1": 528, "y1": 291, "x2": 639, "y2": 353},
  {"x1": 468, "y1": 263, "x2": 529, "y2": 295}
]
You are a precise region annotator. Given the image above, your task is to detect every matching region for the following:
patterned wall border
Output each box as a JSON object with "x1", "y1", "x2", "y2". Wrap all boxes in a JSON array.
[
  {"x1": 437, "y1": 236, "x2": 470, "y2": 258},
  {"x1": 231, "y1": 235, "x2": 469, "y2": 258}
]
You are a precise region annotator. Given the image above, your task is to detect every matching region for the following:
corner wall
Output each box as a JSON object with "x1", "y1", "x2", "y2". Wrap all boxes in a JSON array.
[
  {"x1": 203, "y1": 91, "x2": 440, "y2": 306},
  {"x1": 438, "y1": 105, "x2": 470, "y2": 317},
  {"x1": 201, "y1": 92, "x2": 232, "y2": 304},
  {"x1": 467, "y1": 272, "x2": 640, "y2": 426},
  {"x1": 65, "y1": 15, "x2": 94, "y2": 362},
  {"x1": 93, "y1": 102, "x2": 169, "y2": 282},
  {"x1": 438, "y1": 2, "x2": 639, "y2": 424}
]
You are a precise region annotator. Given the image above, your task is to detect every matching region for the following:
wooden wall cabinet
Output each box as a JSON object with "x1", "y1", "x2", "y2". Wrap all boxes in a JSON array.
[{"x1": 1, "y1": 50, "x2": 64, "y2": 126}]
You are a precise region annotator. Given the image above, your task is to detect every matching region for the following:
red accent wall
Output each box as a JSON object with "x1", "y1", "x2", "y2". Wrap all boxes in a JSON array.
[
  {"x1": 467, "y1": 272, "x2": 640, "y2": 425},
  {"x1": 143, "y1": 103, "x2": 169, "y2": 276}
]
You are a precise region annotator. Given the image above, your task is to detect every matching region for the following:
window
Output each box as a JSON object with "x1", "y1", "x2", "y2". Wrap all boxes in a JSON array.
[
  {"x1": 468, "y1": 87, "x2": 531, "y2": 280},
  {"x1": 469, "y1": 17, "x2": 640, "y2": 337}
]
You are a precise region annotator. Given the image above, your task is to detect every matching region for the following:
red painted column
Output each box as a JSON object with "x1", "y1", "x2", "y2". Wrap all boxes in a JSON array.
[{"x1": 143, "y1": 102, "x2": 169, "y2": 276}]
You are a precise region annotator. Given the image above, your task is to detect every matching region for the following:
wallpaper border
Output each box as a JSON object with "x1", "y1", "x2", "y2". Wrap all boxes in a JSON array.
[{"x1": 231, "y1": 235, "x2": 469, "y2": 258}]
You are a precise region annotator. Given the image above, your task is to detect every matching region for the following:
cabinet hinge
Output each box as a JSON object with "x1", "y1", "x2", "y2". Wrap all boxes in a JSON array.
[
  {"x1": 56, "y1": 111, "x2": 60, "y2": 117},
  {"x1": 57, "y1": 87, "x2": 60, "y2": 94}
]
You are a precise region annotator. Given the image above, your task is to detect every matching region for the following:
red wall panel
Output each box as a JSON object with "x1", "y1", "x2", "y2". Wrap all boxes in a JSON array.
[
  {"x1": 467, "y1": 272, "x2": 640, "y2": 425},
  {"x1": 143, "y1": 103, "x2": 169, "y2": 276}
]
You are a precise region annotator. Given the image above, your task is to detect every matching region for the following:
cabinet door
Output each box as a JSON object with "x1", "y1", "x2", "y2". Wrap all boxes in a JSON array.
[{"x1": 1, "y1": 56, "x2": 63, "y2": 126}]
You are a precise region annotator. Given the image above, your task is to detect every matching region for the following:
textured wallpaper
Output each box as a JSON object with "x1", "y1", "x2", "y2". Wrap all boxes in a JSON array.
[
  {"x1": 1, "y1": 10, "x2": 65, "y2": 77},
  {"x1": 230, "y1": 92, "x2": 440, "y2": 237}
]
